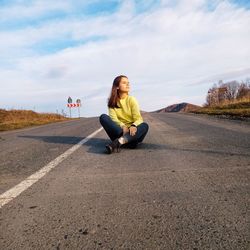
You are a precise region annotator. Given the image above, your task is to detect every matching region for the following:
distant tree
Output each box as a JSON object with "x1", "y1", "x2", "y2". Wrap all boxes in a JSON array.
[
  {"x1": 221, "y1": 87, "x2": 228, "y2": 102},
  {"x1": 224, "y1": 80, "x2": 239, "y2": 101},
  {"x1": 218, "y1": 80, "x2": 224, "y2": 86},
  {"x1": 237, "y1": 81, "x2": 250, "y2": 99},
  {"x1": 205, "y1": 79, "x2": 250, "y2": 107},
  {"x1": 206, "y1": 84, "x2": 219, "y2": 106}
]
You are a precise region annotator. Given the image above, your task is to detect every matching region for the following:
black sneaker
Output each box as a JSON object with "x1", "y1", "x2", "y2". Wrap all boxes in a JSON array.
[{"x1": 105, "y1": 138, "x2": 122, "y2": 154}]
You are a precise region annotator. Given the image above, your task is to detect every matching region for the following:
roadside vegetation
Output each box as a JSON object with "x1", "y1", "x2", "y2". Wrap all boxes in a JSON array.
[
  {"x1": 193, "y1": 79, "x2": 250, "y2": 118},
  {"x1": 0, "y1": 109, "x2": 74, "y2": 131}
]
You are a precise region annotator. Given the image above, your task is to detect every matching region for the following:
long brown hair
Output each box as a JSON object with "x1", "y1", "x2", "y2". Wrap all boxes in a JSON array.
[{"x1": 108, "y1": 75, "x2": 128, "y2": 108}]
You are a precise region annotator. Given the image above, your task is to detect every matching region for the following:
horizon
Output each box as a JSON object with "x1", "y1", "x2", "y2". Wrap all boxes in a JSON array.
[
  {"x1": 1, "y1": 100, "x2": 202, "y2": 117},
  {"x1": 0, "y1": 0, "x2": 250, "y2": 118}
]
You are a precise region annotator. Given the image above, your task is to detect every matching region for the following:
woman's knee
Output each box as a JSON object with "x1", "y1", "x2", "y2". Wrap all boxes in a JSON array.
[
  {"x1": 141, "y1": 122, "x2": 149, "y2": 133},
  {"x1": 99, "y1": 114, "x2": 109, "y2": 124}
]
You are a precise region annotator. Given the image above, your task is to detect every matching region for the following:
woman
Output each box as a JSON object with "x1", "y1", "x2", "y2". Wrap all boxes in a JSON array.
[{"x1": 99, "y1": 75, "x2": 149, "y2": 154}]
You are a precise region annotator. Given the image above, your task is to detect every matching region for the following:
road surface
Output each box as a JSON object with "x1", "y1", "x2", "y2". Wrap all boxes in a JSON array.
[{"x1": 0, "y1": 113, "x2": 249, "y2": 249}]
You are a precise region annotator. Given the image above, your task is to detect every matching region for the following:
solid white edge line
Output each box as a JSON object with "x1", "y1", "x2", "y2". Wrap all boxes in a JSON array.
[{"x1": 0, "y1": 127, "x2": 103, "y2": 208}]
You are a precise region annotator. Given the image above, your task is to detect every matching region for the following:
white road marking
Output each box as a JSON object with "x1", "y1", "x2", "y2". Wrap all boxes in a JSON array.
[{"x1": 0, "y1": 127, "x2": 103, "y2": 208}]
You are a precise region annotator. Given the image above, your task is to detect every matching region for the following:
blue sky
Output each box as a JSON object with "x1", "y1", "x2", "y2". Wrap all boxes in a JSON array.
[{"x1": 0, "y1": 0, "x2": 250, "y2": 117}]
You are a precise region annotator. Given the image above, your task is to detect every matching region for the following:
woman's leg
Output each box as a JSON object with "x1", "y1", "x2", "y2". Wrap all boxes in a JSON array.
[
  {"x1": 137, "y1": 123, "x2": 149, "y2": 143},
  {"x1": 99, "y1": 114, "x2": 123, "y2": 141},
  {"x1": 124, "y1": 122, "x2": 149, "y2": 148}
]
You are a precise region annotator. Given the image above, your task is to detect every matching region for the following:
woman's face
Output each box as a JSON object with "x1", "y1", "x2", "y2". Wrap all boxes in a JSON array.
[{"x1": 118, "y1": 77, "x2": 130, "y2": 93}]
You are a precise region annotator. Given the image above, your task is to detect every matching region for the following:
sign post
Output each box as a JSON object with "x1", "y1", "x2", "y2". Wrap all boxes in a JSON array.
[
  {"x1": 67, "y1": 96, "x2": 72, "y2": 118},
  {"x1": 66, "y1": 97, "x2": 82, "y2": 118},
  {"x1": 76, "y1": 99, "x2": 81, "y2": 118}
]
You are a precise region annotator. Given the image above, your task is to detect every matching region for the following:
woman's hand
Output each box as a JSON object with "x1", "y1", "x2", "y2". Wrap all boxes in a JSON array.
[
  {"x1": 122, "y1": 126, "x2": 129, "y2": 135},
  {"x1": 129, "y1": 126, "x2": 137, "y2": 136}
]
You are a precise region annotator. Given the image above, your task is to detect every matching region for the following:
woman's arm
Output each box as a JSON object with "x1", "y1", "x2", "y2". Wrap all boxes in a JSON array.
[{"x1": 130, "y1": 97, "x2": 143, "y2": 126}]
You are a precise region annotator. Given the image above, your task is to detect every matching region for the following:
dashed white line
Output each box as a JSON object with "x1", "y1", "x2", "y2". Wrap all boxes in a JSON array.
[{"x1": 0, "y1": 127, "x2": 103, "y2": 208}]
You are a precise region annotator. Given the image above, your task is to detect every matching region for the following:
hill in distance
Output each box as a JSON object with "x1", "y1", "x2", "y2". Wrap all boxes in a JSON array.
[{"x1": 152, "y1": 102, "x2": 201, "y2": 113}]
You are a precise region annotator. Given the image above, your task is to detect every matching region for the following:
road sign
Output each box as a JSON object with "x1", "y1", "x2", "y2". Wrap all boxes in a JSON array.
[
  {"x1": 67, "y1": 97, "x2": 82, "y2": 118},
  {"x1": 67, "y1": 103, "x2": 81, "y2": 108},
  {"x1": 68, "y1": 97, "x2": 72, "y2": 103}
]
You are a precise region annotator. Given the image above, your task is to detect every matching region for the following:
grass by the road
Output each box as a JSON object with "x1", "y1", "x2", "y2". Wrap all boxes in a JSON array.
[
  {"x1": 0, "y1": 109, "x2": 74, "y2": 131},
  {"x1": 193, "y1": 99, "x2": 250, "y2": 118}
]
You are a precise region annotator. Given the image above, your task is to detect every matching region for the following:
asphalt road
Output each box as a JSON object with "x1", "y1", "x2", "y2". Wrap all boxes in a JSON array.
[{"x1": 0, "y1": 113, "x2": 249, "y2": 250}]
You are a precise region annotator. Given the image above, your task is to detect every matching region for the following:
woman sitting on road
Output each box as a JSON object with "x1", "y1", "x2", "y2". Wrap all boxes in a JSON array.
[{"x1": 99, "y1": 75, "x2": 149, "y2": 154}]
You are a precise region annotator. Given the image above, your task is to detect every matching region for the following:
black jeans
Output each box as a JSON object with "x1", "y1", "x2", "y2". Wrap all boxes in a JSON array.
[{"x1": 99, "y1": 114, "x2": 149, "y2": 148}]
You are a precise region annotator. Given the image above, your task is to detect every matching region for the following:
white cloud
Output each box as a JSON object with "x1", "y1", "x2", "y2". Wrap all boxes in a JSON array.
[
  {"x1": 0, "y1": 0, "x2": 250, "y2": 117},
  {"x1": 0, "y1": 1, "x2": 71, "y2": 21}
]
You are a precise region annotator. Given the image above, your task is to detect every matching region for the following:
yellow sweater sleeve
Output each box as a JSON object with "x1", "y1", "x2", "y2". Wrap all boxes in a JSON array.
[
  {"x1": 108, "y1": 107, "x2": 125, "y2": 127},
  {"x1": 130, "y1": 97, "x2": 143, "y2": 126}
]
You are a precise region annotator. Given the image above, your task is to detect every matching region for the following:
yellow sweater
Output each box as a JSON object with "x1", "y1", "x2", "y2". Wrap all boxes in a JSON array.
[{"x1": 108, "y1": 95, "x2": 143, "y2": 128}]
